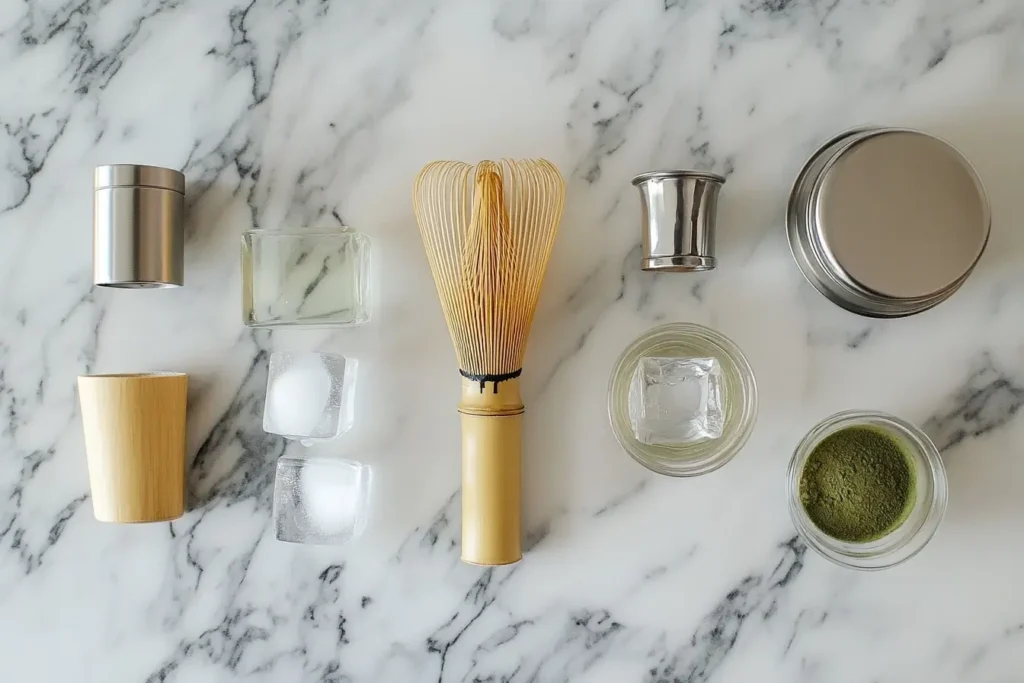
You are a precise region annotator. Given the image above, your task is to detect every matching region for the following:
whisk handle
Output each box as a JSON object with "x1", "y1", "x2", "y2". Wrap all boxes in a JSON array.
[{"x1": 459, "y1": 378, "x2": 524, "y2": 566}]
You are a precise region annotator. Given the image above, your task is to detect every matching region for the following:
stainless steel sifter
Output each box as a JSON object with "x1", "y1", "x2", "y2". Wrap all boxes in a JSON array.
[{"x1": 633, "y1": 170, "x2": 725, "y2": 272}]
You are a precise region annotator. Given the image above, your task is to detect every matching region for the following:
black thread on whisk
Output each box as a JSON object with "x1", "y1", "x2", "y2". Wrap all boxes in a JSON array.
[{"x1": 460, "y1": 368, "x2": 523, "y2": 394}]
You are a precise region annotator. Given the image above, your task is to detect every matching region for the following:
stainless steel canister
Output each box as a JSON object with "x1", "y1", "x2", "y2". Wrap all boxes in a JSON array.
[
  {"x1": 633, "y1": 170, "x2": 725, "y2": 272},
  {"x1": 93, "y1": 164, "x2": 185, "y2": 288},
  {"x1": 787, "y1": 127, "x2": 990, "y2": 317}
]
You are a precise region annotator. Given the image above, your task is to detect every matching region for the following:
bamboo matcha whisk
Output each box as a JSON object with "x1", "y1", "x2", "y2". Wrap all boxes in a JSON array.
[{"x1": 413, "y1": 159, "x2": 565, "y2": 565}]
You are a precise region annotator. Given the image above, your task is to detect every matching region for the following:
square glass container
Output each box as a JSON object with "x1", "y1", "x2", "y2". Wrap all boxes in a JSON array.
[{"x1": 242, "y1": 228, "x2": 370, "y2": 327}]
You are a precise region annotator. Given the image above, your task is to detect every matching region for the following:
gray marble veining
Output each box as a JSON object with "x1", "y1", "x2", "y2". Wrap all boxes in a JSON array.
[{"x1": 1, "y1": 0, "x2": 1024, "y2": 680}]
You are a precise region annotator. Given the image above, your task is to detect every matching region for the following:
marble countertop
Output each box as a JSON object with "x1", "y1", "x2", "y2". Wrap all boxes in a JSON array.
[{"x1": 3, "y1": 0, "x2": 1024, "y2": 680}]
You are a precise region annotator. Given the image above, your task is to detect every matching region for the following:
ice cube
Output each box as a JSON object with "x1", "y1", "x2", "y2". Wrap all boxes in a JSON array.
[
  {"x1": 627, "y1": 356, "x2": 724, "y2": 445},
  {"x1": 263, "y1": 351, "x2": 357, "y2": 442},
  {"x1": 273, "y1": 456, "x2": 372, "y2": 545}
]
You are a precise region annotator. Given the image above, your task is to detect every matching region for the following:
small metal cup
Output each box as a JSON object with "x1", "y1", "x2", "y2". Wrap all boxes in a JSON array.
[
  {"x1": 632, "y1": 170, "x2": 725, "y2": 272},
  {"x1": 93, "y1": 164, "x2": 185, "y2": 288}
]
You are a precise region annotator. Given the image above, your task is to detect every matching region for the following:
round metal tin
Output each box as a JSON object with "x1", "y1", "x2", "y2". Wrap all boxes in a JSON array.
[
  {"x1": 93, "y1": 164, "x2": 186, "y2": 288},
  {"x1": 787, "y1": 127, "x2": 990, "y2": 317}
]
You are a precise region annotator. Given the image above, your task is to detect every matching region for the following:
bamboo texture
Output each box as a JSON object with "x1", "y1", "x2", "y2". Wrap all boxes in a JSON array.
[
  {"x1": 413, "y1": 159, "x2": 565, "y2": 565},
  {"x1": 413, "y1": 160, "x2": 565, "y2": 379},
  {"x1": 78, "y1": 372, "x2": 188, "y2": 523}
]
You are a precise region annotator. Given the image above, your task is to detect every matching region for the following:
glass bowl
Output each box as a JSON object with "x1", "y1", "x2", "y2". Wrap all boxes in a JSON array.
[
  {"x1": 787, "y1": 410, "x2": 948, "y2": 570},
  {"x1": 607, "y1": 323, "x2": 758, "y2": 476}
]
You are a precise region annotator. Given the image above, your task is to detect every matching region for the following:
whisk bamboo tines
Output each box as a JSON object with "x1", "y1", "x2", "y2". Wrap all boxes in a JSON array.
[{"x1": 413, "y1": 159, "x2": 565, "y2": 566}]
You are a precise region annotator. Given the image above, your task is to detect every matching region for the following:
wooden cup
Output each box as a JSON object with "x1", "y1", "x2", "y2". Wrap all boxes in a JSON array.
[{"x1": 78, "y1": 373, "x2": 188, "y2": 523}]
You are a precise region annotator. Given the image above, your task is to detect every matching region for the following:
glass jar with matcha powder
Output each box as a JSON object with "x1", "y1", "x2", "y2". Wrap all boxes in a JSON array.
[{"x1": 787, "y1": 411, "x2": 948, "y2": 570}]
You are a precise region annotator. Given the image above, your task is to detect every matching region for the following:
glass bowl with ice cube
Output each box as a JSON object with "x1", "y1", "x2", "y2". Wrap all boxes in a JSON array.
[{"x1": 608, "y1": 323, "x2": 757, "y2": 476}]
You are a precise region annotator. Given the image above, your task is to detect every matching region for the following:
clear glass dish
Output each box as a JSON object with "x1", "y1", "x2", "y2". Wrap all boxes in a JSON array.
[
  {"x1": 787, "y1": 410, "x2": 948, "y2": 570},
  {"x1": 607, "y1": 323, "x2": 758, "y2": 476},
  {"x1": 241, "y1": 228, "x2": 370, "y2": 327}
]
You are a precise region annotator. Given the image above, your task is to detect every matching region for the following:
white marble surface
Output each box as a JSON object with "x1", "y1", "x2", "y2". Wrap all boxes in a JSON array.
[{"x1": 1, "y1": 0, "x2": 1024, "y2": 680}]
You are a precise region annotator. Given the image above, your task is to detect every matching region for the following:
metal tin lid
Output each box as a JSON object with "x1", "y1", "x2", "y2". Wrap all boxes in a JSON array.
[
  {"x1": 812, "y1": 131, "x2": 989, "y2": 300},
  {"x1": 94, "y1": 164, "x2": 185, "y2": 194}
]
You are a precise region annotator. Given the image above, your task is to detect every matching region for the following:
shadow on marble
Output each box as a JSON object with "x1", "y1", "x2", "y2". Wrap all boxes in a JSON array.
[
  {"x1": 716, "y1": 184, "x2": 787, "y2": 267},
  {"x1": 921, "y1": 351, "x2": 1024, "y2": 529},
  {"x1": 184, "y1": 347, "x2": 285, "y2": 513}
]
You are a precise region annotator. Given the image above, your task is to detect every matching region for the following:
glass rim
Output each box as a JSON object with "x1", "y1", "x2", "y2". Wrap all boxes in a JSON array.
[
  {"x1": 607, "y1": 323, "x2": 758, "y2": 477},
  {"x1": 243, "y1": 227, "x2": 365, "y2": 237},
  {"x1": 787, "y1": 410, "x2": 948, "y2": 570}
]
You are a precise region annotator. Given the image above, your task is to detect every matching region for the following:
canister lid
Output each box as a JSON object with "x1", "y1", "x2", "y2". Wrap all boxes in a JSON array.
[
  {"x1": 813, "y1": 131, "x2": 989, "y2": 300},
  {"x1": 94, "y1": 164, "x2": 185, "y2": 194}
]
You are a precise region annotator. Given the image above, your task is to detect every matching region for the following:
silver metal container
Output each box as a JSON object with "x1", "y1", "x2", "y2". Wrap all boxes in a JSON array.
[
  {"x1": 633, "y1": 170, "x2": 725, "y2": 272},
  {"x1": 93, "y1": 164, "x2": 185, "y2": 288},
  {"x1": 787, "y1": 127, "x2": 989, "y2": 317}
]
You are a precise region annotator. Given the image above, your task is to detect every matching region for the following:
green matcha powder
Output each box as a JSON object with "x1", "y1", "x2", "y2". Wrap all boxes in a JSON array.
[{"x1": 799, "y1": 426, "x2": 917, "y2": 543}]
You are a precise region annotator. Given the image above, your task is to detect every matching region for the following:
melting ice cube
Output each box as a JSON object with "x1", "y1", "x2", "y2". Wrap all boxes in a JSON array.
[
  {"x1": 263, "y1": 351, "x2": 356, "y2": 442},
  {"x1": 627, "y1": 356, "x2": 724, "y2": 445},
  {"x1": 273, "y1": 456, "x2": 372, "y2": 545}
]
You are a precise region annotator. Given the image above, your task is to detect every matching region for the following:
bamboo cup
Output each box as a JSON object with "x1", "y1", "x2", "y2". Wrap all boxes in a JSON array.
[{"x1": 77, "y1": 372, "x2": 188, "y2": 523}]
